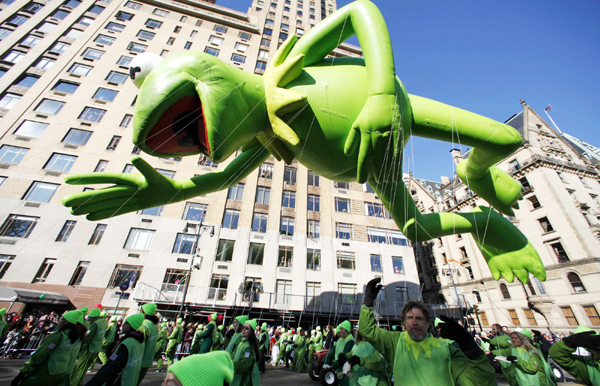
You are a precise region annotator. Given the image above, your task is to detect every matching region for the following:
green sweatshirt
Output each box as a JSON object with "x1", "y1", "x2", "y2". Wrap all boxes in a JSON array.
[{"x1": 549, "y1": 340, "x2": 600, "y2": 386}]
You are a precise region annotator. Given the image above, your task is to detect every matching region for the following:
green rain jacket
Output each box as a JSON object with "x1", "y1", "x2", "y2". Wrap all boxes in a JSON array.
[
  {"x1": 549, "y1": 340, "x2": 600, "y2": 386},
  {"x1": 231, "y1": 340, "x2": 260, "y2": 386},
  {"x1": 196, "y1": 321, "x2": 217, "y2": 353},
  {"x1": 139, "y1": 318, "x2": 158, "y2": 368},
  {"x1": 349, "y1": 340, "x2": 390, "y2": 386},
  {"x1": 359, "y1": 305, "x2": 497, "y2": 386},
  {"x1": 490, "y1": 334, "x2": 516, "y2": 385}
]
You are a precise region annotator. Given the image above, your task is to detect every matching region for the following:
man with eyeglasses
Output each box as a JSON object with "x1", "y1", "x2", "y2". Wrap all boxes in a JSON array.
[{"x1": 359, "y1": 278, "x2": 497, "y2": 385}]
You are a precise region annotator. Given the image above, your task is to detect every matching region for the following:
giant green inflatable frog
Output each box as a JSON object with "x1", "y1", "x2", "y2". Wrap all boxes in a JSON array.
[{"x1": 62, "y1": 0, "x2": 545, "y2": 283}]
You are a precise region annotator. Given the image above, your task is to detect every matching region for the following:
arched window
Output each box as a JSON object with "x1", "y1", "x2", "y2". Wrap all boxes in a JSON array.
[
  {"x1": 500, "y1": 283, "x2": 511, "y2": 299},
  {"x1": 473, "y1": 290, "x2": 482, "y2": 302},
  {"x1": 568, "y1": 272, "x2": 586, "y2": 293}
]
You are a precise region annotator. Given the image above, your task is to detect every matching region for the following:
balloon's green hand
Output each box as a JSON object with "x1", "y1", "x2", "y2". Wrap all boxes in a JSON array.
[
  {"x1": 344, "y1": 94, "x2": 401, "y2": 183},
  {"x1": 62, "y1": 156, "x2": 185, "y2": 221}
]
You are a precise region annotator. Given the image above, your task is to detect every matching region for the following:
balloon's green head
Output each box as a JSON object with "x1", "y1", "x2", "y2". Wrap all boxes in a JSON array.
[{"x1": 129, "y1": 52, "x2": 266, "y2": 163}]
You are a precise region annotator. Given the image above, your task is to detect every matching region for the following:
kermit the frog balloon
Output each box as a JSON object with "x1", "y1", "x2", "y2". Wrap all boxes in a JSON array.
[{"x1": 62, "y1": 0, "x2": 545, "y2": 284}]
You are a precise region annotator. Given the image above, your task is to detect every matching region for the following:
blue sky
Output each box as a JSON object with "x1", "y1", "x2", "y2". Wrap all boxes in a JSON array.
[{"x1": 219, "y1": 0, "x2": 600, "y2": 182}]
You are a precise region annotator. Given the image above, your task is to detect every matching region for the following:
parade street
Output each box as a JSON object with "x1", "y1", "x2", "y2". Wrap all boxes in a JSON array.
[{"x1": 0, "y1": 358, "x2": 585, "y2": 386}]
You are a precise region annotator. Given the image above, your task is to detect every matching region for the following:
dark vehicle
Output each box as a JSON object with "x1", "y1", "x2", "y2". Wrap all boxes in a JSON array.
[{"x1": 308, "y1": 349, "x2": 329, "y2": 382}]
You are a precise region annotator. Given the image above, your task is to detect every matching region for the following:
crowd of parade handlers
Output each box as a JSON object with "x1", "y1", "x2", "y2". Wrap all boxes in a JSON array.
[{"x1": 2, "y1": 279, "x2": 599, "y2": 386}]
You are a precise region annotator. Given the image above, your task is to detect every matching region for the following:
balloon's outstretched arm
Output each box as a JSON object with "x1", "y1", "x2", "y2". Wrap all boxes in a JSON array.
[
  {"x1": 409, "y1": 94, "x2": 524, "y2": 216},
  {"x1": 62, "y1": 144, "x2": 269, "y2": 221}
]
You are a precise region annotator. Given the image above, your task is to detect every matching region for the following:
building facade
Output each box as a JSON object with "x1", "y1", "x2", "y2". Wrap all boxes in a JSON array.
[
  {"x1": 411, "y1": 101, "x2": 600, "y2": 333},
  {"x1": 0, "y1": 0, "x2": 417, "y2": 326}
]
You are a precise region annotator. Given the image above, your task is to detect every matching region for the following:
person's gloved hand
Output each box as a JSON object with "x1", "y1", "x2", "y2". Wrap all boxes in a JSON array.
[
  {"x1": 337, "y1": 352, "x2": 348, "y2": 366},
  {"x1": 563, "y1": 331, "x2": 600, "y2": 351},
  {"x1": 348, "y1": 355, "x2": 361, "y2": 366},
  {"x1": 363, "y1": 278, "x2": 383, "y2": 307},
  {"x1": 506, "y1": 355, "x2": 518, "y2": 363},
  {"x1": 11, "y1": 372, "x2": 25, "y2": 386},
  {"x1": 531, "y1": 330, "x2": 542, "y2": 340},
  {"x1": 437, "y1": 315, "x2": 482, "y2": 360}
]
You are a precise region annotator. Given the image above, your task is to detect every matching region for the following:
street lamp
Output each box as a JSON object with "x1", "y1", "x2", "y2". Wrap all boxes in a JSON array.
[{"x1": 177, "y1": 221, "x2": 215, "y2": 319}]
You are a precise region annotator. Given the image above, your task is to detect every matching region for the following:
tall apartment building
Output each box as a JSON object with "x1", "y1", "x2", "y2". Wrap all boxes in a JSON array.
[
  {"x1": 411, "y1": 101, "x2": 600, "y2": 332},
  {"x1": 0, "y1": 0, "x2": 417, "y2": 326}
]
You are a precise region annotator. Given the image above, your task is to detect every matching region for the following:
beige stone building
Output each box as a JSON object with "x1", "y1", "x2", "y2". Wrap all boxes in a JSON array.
[
  {"x1": 0, "y1": 0, "x2": 417, "y2": 326},
  {"x1": 411, "y1": 101, "x2": 600, "y2": 333}
]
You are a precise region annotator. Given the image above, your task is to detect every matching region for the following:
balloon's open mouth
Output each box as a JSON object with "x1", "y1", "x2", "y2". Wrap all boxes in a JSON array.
[{"x1": 145, "y1": 95, "x2": 209, "y2": 156}]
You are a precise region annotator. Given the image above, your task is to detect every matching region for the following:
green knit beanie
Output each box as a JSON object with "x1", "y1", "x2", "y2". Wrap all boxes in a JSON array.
[
  {"x1": 177, "y1": 317, "x2": 183, "y2": 324},
  {"x1": 100, "y1": 311, "x2": 107, "y2": 317},
  {"x1": 126, "y1": 313, "x2": 144, "y2": 330},
  {"x1": 80, "y1": 307, "x2": 89, "y2": 315},
  {"x1": 516, "y1": 328, "x2": 533, "y2": 340},
  {"x1": 434, "y1": 318, "x2": 444, "y2": 328},
  {"x1": 110, "y1": 316, "x2": 118, "y2": 322},
  {"x1": 169, "y1": 351, "x2": 233, "y2": 386},
  {"x1": 246, "y1": 319, "x2": 258, "y2": 331},
  {"x1": 218, "y1": 325, "x2": 224, "y2": 331},
  {"x1": 338, "y1": 320, "x2": 351, "y2": 333},
  {"x1": 298, "y1": 327, "x2": 302, "y2": 332},
  {"x1": 142, "y1": 303, "x2": 157, "y2": 315},
  {"x1": 63, "y1": 309, "x2": 82, "y2": 324},
  {"x1": 0, "y1": 308, "x2": 6, "y2": 317},
  {"x1": 161, "y1": 322, "x2": 167, "y2": 328},
  {"x1": 210, "y1": 313, "x2": 217, "y2": 321},
  {"x1": 235, "y1": 315, "x2": 248, "y2": 325},
  {"x1": 335, "y1": 326, "x2": 340, "y2": 334},
  {"x1": 574, "y1": 325, "x2": 597, "y2": 335},
  {"x1": 316, "y1": 326, "x2": 321, "y2": 331},
  {"x1": 88, "y1": 307, "x2": 101, "y2": 318},
  {"x1": 281, "y1": 328, "x2": 286, "y2": 333},
  {"x1": 261, "y1": 322, "x2": 268, "y2": 331}
]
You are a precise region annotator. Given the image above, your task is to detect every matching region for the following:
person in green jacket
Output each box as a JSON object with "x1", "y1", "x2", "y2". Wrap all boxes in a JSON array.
[
  {"x1": 196, "y1": 313, "x2": 219, "y2": 354},
  {"x1": 226, "y1": 315, "x2": 248, "y2": 357},
  {"x1": 291, "y1": 327, "x2": 306, "y2": 371},
  {"x1": 99, "y1": 316, "x2": 118, "y2": 364},
  {"x1": 231, "y1": 319, "x2": 261, "y2": 386},
  {"x1": 257, "y1": 323, "x2": 268, "y2": 373},
  {"x1": 0, "y1": 308, "x2": 8, "y2": 341},
  {"x1": 297, "y1": 329, "x2": 311, "y2": 372},
  {"x1": 84, "y1": 313, "x2": 145, "y2": 386},
  {"x1": 323, "y1": 320, "x2": 355, "y2": 386},
  {"x1": 274, "y1": 328, "x2": 288, "y2": 366},
  {"x1": 12, "y1": 310, "x2": 86, "y2": 386},
  {"x1": 549, "y1": 326, "x2": 600, "y2": 386},
  {"x1": 359, "y1": 278, "x2": 497, "y2": 386},
  {"x1": 155, "y1": 322, "x2": 168, "y2": 372},
  {"x1": 308, "y1": 326, "x2": 323, "y2": 362},
  {"x1": 166, "y1": 318, "x2": 183, "y2": 367},
  {"x1": 164, "y1": 351, "x2": 234, "y2": 386},
  {"x1": 214, "y1": 324, "x2": 224, "y2": 352},
  {"x1": 137, "y1": 303, "x2": 159, "y2": 384},
  {"x1": 70, "y1": 307, "x2": 107, "y2": 386},
  {"x1": 342, "y1": 330, "x2": 390, "y2": 386},
  {"x1": 489, "y1": 323, "x2": 516, "y2": 386},
  {"x1": 189, "y1": 323, "x2": 204, "y2": 354}
]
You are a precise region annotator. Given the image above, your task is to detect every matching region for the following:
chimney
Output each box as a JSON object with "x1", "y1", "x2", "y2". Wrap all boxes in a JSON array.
[
  {"x1": 450, "y1": 149, "x2": 463, "y2": 166},
  {"x1": 441, "y1": 176, "x2": 451, "y2": 185}
]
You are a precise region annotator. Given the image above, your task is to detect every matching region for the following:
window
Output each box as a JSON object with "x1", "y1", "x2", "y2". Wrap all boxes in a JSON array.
[
  {"x1": 34, "y1": 99, "x2": 65, "y2": 115},
  {"x1": 280, "y1": 216, "x2": 294, "y2": 236},
  {"x1": 79, "y1": 107, "x2": 106, "y2": 122},
  {"x1": 51, "y1": 10, "x2": 69, "y2": 19},
  {"x1": 561, "y1": 306, "x2": 579, "y2": 326},
  {"x1": 15, "y1": 75, "x2": 38, "y2": 88},
  {"x1": 115, "y1": 11, "x2": 134, "y2": 21},
  {"x1": 109, "y1": 264, "x2": 142, "y2": 288},
  {"x1": 195, "y1": 20, "x2": 202, "y2": 27},
  {"x1": 23, "y1": 181, "x2": 59, "y2": 202},
  {"x1": 276, "y1": 279, "x2": 292, "y2": 304},
  {"x1": 0, "y1": 145, "x2": 28, "y2": 164},
  {"x1": 88, "y1": 224, "x2": 107, "y2": 245},
  {"x1": 259, "y1": 163, "x2": 273, "y2": 179},
  {"x1": 0, "y1": 214, "x2": 39, "y2": 238},
  {"x1": 231, "y1": 54, "x2": 246, "y2": 63},
  {"x1": 583, "y1": 305, "x2": 600, "y2": 326},
  {"x1": 252, "y1": 212, "x2": 268, "y2": 232},
  {"x1": 279, "y1": 32, "x2": 288, "y2": 40},
  {"x1": 0, "y1": 28, "x2": 12, "y2": 41},
  {"x1": 216, "y1": 239, "x2": 234, "y2": 262},
  {"x1": 260, "y1": 38, "x2": 270, "y2": 48},
  {"x1": 550, "y1": 241, "x2": 569, "y2": 263},
  {"x1": 198, "y1": 155, "x2": 217, "y2": 167},
  {"x1": 138, "y1": 206, "x2": 163, "y2": 216},
  {"x1": 119, "y1": 114, "x2": 133, "y2": 128},
  {"x1": 21, "y1": 35, "x2": 42, "y2": 48},
  {"x1": 364, "y1": 182, "x2": 376, "y2": 193},
  {"x1": 32, "y1": 258, "x2": 56, "y2": 283},
  {"x1": 82, "y1": 48, "x2": 104, "y2": 60},
  {"x1": 162, "y1": 268, "x2": 188, "y2": 291},
  {"x1": 305, "y1": 194, "x2": 320, "y2": 212},
  {"x1": 123, "y1": 164, "x2": 134, "y2": 173},
  {"x1": 182, "y1": 202, "x2": 206, "y2": 221},
  {"x1": 125, "y1": 1, "x2": 141, "y2": 9},
  {"x1": 23, "y1": 2, "x2": 44, "y2": 12},
  {"x1": 222, "y1": 209, "x2": 240, "y2": 229},
  {"x1": 34, "y1": 57, "x2": 55, "y2": 70},
  {"x1": 334, "y1": 181, "x2": 349, "y2": 189},
  {"x1": 127, "y1": 42, "x2": 147, "y2": 53},
  {"x1": 14, "y1": 120, "x2": 48, "y2": 138},
  {"x1": 337, "y1": 251, "x2": 355, "y2": 270},
  {"x1": 284, "y1": 167, "x2": 297, "y2": 185},
  {"x1": 190, "y1": 30, "x2": 197, "y2": 38},
  {"x1": 78, "y1": 16, "x2": 94, "y2": 26},
  {"x1": 307, "y1": 170, "x2": 320, "y2": 186},
  {"x1": 0, "y1": 93, "x2": 21, "y2": 110},
  {"x1": 93, "y1": 88, "x2": 118, "y2": 102},
  {"x1": 525, "y1": 195, "x2": 541, "y2": 209},
  {"x1": 557, "y1": 171, "x2": 565, "y2": 182},
  {"x1": 460, "y1": 247, "x2": 468, "y2": 260},
  {"x1": 248, "y1": 243, "x2": 264, "y2": 265},
  {"x1": 538, "y1": 217, "x2": 554, "y2": 233},
  {"x1": 136, "y1": 30, "x2": 155, "y2": 40},
  {"x1": 252, "y1": 186, "x2": 271, "y2": 205},
  {"x1": 44, "y1": 153, "x2": 77, "y2": 172},
  {"x1": 3, "y1": 50, "x2": 26, "y2": 64},
  {"x1": 214, "y1": 25, "x2": 227, "y2": 33},
  {"x1": 152, "y1": 8, "x2": 169, "y2": 17},
  {"x1": 68, "y1": 261, "x2": 89, "y2": 286},
  {"x1": 276, "y1": 245, "x2": 294, "y2": 268},
  {"x1": 173, "y1": 26, "x2": 181, "y2": 33},
  {"x1": 7, "y1": 15, "x2": 30, "y2": 26},
  {"x1": 335, "y1": 197, "x2": 350, "y2": 213},
  {"x1": 180, "y1": 16, "x2": 187, "y2": 22},
  {"x1": 62, "y1": 128, "x2": 91, "y2": 146},
  {"x1": 508, "y1": 309, "x2": 520, "y2": 326},
  {"x1": 265, "y1": 19, "x2": 275, "y2": 27},
  {"x1": 336, "y1": 223, "x2": 352, "y2": 239},
  {"x1": 172, "y1": 233, "x2": 196, "y2": 254},
  {"x1": 307, "y1": 248, "x2": 320, "y2": 270},
  {"x1": 106, "y1": 70, "x2": 128, "y2": 84},
  {"x1": 392, "y1": 256, "x2": 404, "y2": 273},
  {"x1": 64, "y1": 29, "x2": 82, "y2": 39},
  {"x1": 52, "y1": 80, "x2": 79, "y2": 94},
  {"x1": 239, "y1": 31, "x2": 252, "y2": 40},
  {"x1": 473, "y1": 289, "x2": 482, "y2": 302},
  {"x1": 93, "y1": 34, "x2": 115, "y2": 46},
  {"x1": 63, "y1": 0, "x2": 81, "y2": 8},
  {"x1": 160, "y1": 49, "x2": 169, "y2": 57},
  {"x1": 500, "y1": 283, "x2": 511, "y2": 299},
  {"x1": 184, "y1": 41, "x2": 192, "y2": 50},
  {"x1": 209, "y1": 35, "x2": 223, "y2": 45},
  {"x1": 0, "y1": 255, "x2": 14, "y2": 279},
  {"x1": 243, "y1": 277, "x2": 262, "y2": 302},
  {"x1": 167, "y1": 37, "x2": 175, "y2": 45},
  {"x1": 567, "y1": 272, "x2": 586, "y2": 293},
  {"x1": 103, "y1": 23, "x2": 125, "y2": 34},
  {"x1": 282, "y1": 190, "x2": 296, "y2": 208},
  {"x1": 227, "y1": 183, "x2": 245, "y2": 201},
  {"x1": 339, "y1": 283, "x2": 356, "y2": 304},
  {"x1": 68, "y1": 63, "x2": 92, "y2": 76},
  {"x1": 366, "y1": 202, "x2": 390, "y2": 218},
  {"x1": 94, "y1": 160, "x2": 108, "y2": 172},
  {"x1": 524, "y1": 309, "x2": 537, "y2": 326},
  {"x1": 307, "y1": 219, "x2": 320, "y2": 238},
  {"x1": 145, "y1": 18, "x2": 162, "y2": 29},
  {"x1": 124, "y1": 228, "x2": 155, "y2": 250},
  {"x1": 306, "y1": 281, "x2": 321, "y2": 306},
  {"x1": 234, "y1": 42, "x2": 249, "y2": 52},
  {"x1": 479, "y1": 311, "x2": 489, "y2": 326}
]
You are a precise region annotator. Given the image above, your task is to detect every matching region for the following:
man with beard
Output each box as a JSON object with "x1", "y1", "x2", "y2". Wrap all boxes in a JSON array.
[
  {"x1": 488, "y1": 323, "x2": 515, "y2": 385},
  {"x1": 359, "y1": 278, "x2": 497, "y2": 386}
]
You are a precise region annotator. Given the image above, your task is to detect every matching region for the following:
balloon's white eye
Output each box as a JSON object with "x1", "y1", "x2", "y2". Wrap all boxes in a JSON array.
[{"x1": 129, "y1": 53, "x2": 164, "y2": 89}]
